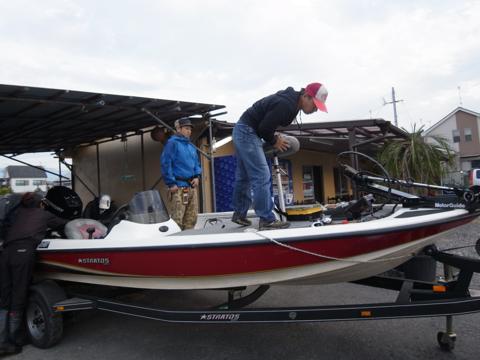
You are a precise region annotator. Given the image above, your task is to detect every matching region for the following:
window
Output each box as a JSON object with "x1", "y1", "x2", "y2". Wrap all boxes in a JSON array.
[
  {"x1": 302, "y1": 166, "x2": 314, "y2": 202},
  {"x1": 32, "y1": 180, "x2": 46, "y2": 186},
  {"x1": 452, "y1": 129, "x2": 460, "y2": 143},
  {"x1": 15, "y1": 180, "x2": 29, "y2": 186},
  {"x1": 464, "y1": 128, "x2": 472, "y2": 142}
]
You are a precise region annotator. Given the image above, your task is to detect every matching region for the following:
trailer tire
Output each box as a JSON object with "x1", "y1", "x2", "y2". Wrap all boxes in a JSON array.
[{"x1": 26, "y1": 282, "x2": 65, "y2": 349}]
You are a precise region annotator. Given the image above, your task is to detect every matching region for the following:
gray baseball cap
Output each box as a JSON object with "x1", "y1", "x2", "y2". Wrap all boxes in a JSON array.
[{"x1": 175, "y1": 118, "x2": 193, "y2": 128}]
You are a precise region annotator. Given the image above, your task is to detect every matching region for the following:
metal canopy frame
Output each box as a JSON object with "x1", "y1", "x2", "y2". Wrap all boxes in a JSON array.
[
  {"x1": 211, "y1": 119, "x2": 408, "y2": 155},
  {"x1": 0, "y1": 84, "x2": 225, "y2": 155},
  {"x1": 278, "y1": 119, "x2": 408, "y2": 153},
  {"x1": 0, "y1": 84, "x2": 226, "y2": 205}
]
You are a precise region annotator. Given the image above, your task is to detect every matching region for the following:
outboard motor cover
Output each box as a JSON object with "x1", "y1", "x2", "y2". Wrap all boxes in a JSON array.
[
  {"x1": 44, "y1": 186, "x2": 83, "y2": 219},
  {"x1": 263, "y1": 135, "x2": 300, "y2": 159}
]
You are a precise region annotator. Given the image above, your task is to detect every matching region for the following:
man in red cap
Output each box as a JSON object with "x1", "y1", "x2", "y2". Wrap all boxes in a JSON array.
[{"x1": 231, "y1": 83, "x2": 328, "y2": 230}]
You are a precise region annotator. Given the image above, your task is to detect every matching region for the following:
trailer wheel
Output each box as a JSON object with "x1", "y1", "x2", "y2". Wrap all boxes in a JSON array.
[
  {"x1": 26, "y1": 290, "x2": 64, "y2": 348},
  {"x1": 437, "y1": 331, "x2": 456, "y2": 351}
]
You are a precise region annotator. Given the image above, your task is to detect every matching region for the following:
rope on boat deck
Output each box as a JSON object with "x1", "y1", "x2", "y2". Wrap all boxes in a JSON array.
[{"x1": 256, "y1": 233, "x2": 414, "y2": 264}]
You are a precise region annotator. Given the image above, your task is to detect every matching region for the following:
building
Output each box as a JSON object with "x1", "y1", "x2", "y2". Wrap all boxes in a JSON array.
[
  {"x1": 206, "y1": 119, "x2": 406, "y2": 211},
  {"x1": 0, "y1": 83, "x2": 225, "y2": 211},
  {"x1": 4, "y1": 165, "x2": 48, "y2": 193},
  {"x1": 423, "y1": 107, "x2": 480, "y2": 184}
]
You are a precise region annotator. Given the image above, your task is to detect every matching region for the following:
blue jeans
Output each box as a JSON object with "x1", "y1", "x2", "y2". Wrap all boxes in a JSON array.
[{"x1": 232, "y1": 123, "x2": 275, "y2": 222}]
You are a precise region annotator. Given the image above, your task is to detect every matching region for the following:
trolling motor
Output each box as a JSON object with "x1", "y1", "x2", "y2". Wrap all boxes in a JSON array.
[
  {"x1": 263, "y1": 135, "x2": 327, "y2": 221},
  {"x1": 263, "y1": 135, "x2": 300, "y2": 215},
  {"x1": 338, "y1": 151, "x2": 480, "y2": 212}
]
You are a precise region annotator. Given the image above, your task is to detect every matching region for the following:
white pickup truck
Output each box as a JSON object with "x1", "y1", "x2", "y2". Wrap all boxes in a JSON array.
[{"x1": 468, "y1": 168, "x2": 480, "y2": 187}]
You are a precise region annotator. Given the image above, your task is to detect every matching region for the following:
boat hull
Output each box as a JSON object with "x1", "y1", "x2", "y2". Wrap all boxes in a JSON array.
[{"x1": 35, "y1": 209, "x2": 478, "y2": 289}]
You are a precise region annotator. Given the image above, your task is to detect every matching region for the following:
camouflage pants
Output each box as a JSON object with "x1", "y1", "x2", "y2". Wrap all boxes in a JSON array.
[{"x1": 168, "y1": 187, "x2": 198, "y2": 230}]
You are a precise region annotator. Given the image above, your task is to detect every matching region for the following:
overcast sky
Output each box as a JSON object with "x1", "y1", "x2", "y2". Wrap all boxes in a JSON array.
[{"x1": 1, "y1": 0, "x2": 480, "y2": 170}]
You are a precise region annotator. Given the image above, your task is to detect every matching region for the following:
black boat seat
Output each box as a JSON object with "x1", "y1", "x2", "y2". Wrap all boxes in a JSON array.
[
  {"x1": 324, "y1": 194, "x2": 375, "y2": 221},
  {"x1": 64, "y1": 218, "x2": 108, "y2": 239}
]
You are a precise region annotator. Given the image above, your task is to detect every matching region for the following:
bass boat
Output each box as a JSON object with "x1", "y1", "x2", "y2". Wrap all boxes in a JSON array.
[{"x1": 34, "y1": 153, "x2": 480, "y2": 290}]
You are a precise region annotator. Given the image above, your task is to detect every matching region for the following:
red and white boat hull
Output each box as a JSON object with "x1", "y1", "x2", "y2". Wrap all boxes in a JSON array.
[{"x1": 35, "y1": 208, "x2": 478, "y2": 289}]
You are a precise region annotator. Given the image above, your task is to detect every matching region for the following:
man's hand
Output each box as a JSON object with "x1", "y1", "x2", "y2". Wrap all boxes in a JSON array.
[
  {"x1": 169, "y1": 185, "x2": 179, "y2": 193},
  {"x1": 190, "y1": 178, "x2": 199, "y2": 188},
  {"x1": 273, "y1": 135, "x2": 290, "y2": 152}
]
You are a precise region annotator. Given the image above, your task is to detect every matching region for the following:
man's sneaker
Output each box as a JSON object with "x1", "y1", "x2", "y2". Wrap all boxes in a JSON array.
[
  {"x1": 231, "y1": 213, "x2": 252, "y2": 226},
  {"x1": 259, "y1": 219, "x2": 290, "y2": 230}
]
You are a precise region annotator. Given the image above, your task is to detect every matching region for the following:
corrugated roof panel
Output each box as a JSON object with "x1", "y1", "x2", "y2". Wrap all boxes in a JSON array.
[{"x1": 0, "y1": 84, "x2": 225, "y2": 155}]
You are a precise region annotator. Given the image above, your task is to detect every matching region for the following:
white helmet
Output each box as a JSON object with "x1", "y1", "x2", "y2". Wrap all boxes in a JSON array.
[{"x1": 99, "y1": 194, "x2": 111, "y2": 210}]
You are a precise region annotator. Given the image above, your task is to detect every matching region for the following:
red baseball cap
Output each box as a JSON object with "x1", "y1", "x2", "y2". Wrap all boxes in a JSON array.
[{"x1": 305, "y1": 83, "x2": 328, "y2": 113}]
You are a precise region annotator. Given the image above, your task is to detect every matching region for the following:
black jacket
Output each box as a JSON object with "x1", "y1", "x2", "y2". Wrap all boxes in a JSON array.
[
  {"x1": 3, "y1": 207, "x2": 67, "y2": 247},
  {"x1": 239, "y1": 87, "x2": 300, "y2": 145}
]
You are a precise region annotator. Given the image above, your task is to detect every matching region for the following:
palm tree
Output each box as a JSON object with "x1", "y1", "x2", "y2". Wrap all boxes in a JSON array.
[{"x1": 377, "y1": 124, "x2": 455, "y2": 185}]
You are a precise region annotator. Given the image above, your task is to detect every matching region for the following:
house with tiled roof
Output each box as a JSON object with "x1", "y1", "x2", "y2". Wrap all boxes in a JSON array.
[
  {"x1": 4, "y1": 165, "x2": 48, "y2": 193},
  {"x1": 423, "y1": 107, "x2": 480, "y2": 185}
]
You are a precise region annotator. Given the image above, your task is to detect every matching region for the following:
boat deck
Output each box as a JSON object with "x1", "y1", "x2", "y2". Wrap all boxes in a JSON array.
[
  {"x1": 179, "y1": 216, "x2": 313, "y2": 235},
  {"x1": 177, "y1": 206, "x2": 397, "y2": 236}
]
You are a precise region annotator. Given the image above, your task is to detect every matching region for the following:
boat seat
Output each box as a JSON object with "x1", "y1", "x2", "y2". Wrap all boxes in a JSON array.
[
  {"x1": 324, "y1": 195, "x2": 375, "y2": 221},
  {"x1": 64, "y1": 218, "x2": 108, "y2": 239}
]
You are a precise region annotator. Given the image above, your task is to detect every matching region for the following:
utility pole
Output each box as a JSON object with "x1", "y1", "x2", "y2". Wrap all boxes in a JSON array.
[{"x1": 383, "y1": 87, "x2": 403, "y2": 127}]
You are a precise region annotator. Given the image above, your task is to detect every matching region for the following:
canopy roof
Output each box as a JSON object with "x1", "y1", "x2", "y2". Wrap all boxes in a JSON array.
[
  {"x1": 0, "y1": 84, "x2": 225, "y2": 155},
  {"x1": 213, "y1": 119, "x2": 408, "y2": 154}
]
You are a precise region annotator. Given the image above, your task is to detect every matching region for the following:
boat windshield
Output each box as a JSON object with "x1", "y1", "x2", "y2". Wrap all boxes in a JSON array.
[{"x1": 128, "y1": 190, "x2": 169, "y2": 224}]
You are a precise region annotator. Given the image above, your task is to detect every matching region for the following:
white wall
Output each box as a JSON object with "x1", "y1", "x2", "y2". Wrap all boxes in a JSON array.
[
  {"x1": 9, "y1": 178, "x2": 48, "y2": 193},
  {"x1": 424, "y1": 114, "x2": 459, "y2": 152},
  {"x1": 72, "y1": 134, "x2": 169, "y2": 207}
]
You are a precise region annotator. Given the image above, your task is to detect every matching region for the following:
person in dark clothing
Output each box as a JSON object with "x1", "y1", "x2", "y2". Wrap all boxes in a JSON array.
[
  {"x1": 0, "y1": 192, "x2": 67, "y2": 355},
  {"x1": 231, "y1": 82, "x2": 328, "y2": 230}
]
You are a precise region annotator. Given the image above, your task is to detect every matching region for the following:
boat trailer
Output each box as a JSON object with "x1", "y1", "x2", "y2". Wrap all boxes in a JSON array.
[{"x1": 25, "y1": 246, "x2": 480, "y2": 351}]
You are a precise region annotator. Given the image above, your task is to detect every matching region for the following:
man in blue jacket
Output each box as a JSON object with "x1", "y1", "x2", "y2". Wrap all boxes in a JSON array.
[
  {"x1": 161, "y1": 118, "x2": 202, "y2": 230},
  {"x1": 231, "y1": 82, "x2": 328, "y2": 230}
]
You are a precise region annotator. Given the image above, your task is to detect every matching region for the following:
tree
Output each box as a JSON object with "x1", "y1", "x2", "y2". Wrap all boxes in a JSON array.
[
  {"x1": 0, "y1": 186, "x2": 11, "y2": 196},
  {"x1": 377, "y1": 124, "x2": 455, "y2": 185}
]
